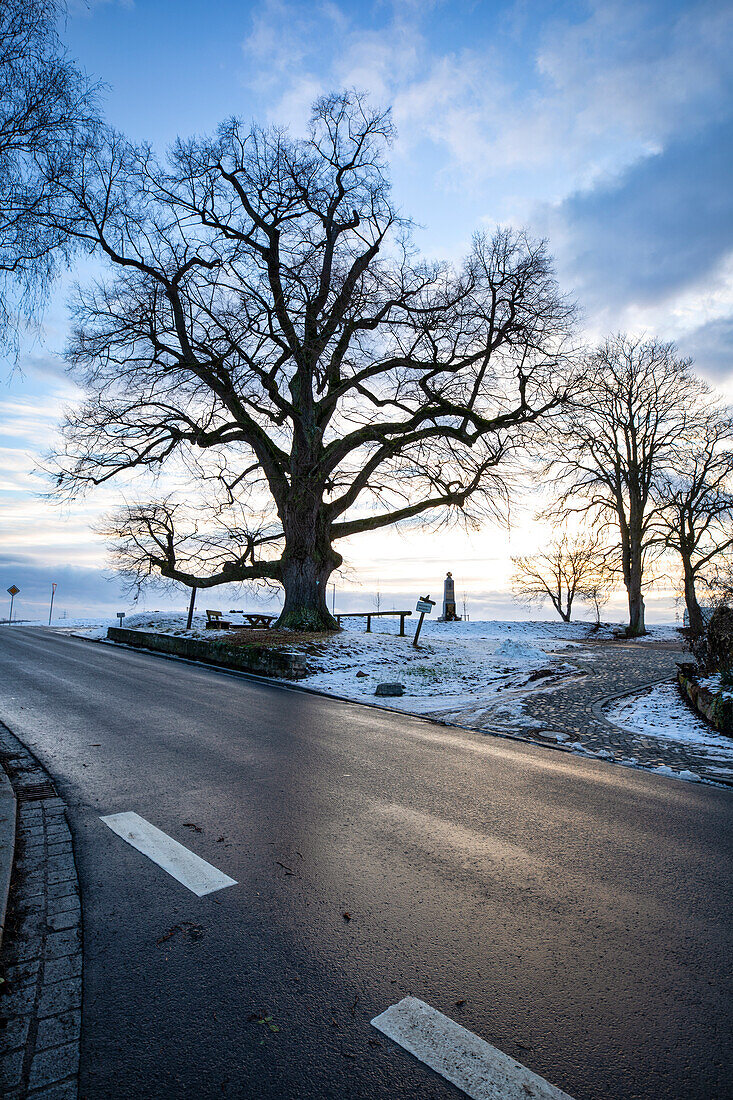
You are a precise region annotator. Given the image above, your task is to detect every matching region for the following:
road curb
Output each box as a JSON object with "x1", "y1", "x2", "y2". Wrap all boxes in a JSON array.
[
  {"x1": 0, "y1": 764, "x2": 16, "y2": 953},
  {"x1": 0, "y1": 721, "x2": 83, "y2": 1098}
]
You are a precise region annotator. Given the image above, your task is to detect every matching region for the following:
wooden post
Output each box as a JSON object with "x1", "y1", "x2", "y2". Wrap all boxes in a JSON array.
[
  {"x1": 366, "y1": 614, "x2": 371, "y2": 632},
  {"x1": 412, "y1": 595, "x2": 431, "y2": 648},
  {"x1": 399, "y1": 613, "x2": 406, "y2": 637},
  {"x1": 186, "y1": 585, "x2": 197, "y2": 630}
]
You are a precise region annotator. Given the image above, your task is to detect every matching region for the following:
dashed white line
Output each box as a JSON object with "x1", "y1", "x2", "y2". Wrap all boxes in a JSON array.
[
  {"x1": 100, "y1": 812, "x2": 237, "y2": 897},
  {"x1": 371, "y1": 996, "x2": 574, "y2": 1100}
]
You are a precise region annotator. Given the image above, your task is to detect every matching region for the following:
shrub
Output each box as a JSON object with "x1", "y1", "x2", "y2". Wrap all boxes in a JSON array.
[{"x1": 691, "y1": 604, "x2": 733, "y2": 680}]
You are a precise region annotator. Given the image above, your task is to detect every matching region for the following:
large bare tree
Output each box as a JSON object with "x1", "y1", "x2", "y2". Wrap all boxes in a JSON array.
[
  {"x1": 545, "y1": 335, "x2": 708, "y2": 636},
  {"x1": 50, "y1": 93, "x2": 576, "y2": 629},
  {"x1": 656, "y1": 409, "x2": 733, "y2": 635},
  {"x1": 0, "y1": 0, "x2": 99, "y2": 353}
]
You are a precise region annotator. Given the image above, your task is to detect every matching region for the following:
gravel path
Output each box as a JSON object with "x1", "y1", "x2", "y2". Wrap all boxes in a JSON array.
[{"x1": 430, "y1": 641, "x2": 733, "y2": 786}]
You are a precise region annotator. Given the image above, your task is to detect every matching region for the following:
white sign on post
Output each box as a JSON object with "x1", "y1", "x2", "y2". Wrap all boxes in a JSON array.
[{"x1": 416, "y1": 598, "x2": 435, "y2": 614}]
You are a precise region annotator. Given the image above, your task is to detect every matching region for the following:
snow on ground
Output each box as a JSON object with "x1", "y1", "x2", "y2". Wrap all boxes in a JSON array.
[
  {"x1": 49, "y1": 611, "x2": 220, "y2": 640},
  {"x1": 286, "y1": 619, "x2": 626, "y2": 714},
  {"x1": 606, "y1": 682, "x2": 733, "y2": 771},
  {"x1": 697, "y1": 672, "x2": 733, "y2": 700}
]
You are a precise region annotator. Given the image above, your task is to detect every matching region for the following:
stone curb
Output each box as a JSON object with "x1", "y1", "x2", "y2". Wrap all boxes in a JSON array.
[
  {"x1": 0, "y1": 765, "x2": 16, "y2": 952},
  {"x1": 0, "y1": 722, "x2": 82, "y2": 1099}
]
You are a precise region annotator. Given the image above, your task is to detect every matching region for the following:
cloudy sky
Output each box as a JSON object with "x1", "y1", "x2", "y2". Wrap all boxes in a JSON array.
[{"x1": 2, "y1": 0, "x2": 732, "y2": 622}]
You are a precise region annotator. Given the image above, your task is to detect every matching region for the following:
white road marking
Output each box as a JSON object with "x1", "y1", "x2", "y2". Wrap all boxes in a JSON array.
[
  {"x1": 100, "y1": 812, "x2": 237, "y2": 897},
  {"x1": 371, "y1": 996, "x2": 574, "y2": 1100}
]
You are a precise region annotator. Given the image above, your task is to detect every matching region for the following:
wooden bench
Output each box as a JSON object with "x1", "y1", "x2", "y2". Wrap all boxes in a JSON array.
[
  {"x1": 205, "y1": 609, "x2": 232, "y2": 629},
  {"x1": 335, "y1": 610, "x2": 412, "y2": 636}
]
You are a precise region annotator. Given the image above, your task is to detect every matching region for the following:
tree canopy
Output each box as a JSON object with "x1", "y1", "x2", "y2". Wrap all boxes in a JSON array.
[
  {"x1": 0, "y1": 0, "x2": 99, "y2": 353},
  {"x1": 48, "y1": 92, "x2": 577, "y2": 628}
]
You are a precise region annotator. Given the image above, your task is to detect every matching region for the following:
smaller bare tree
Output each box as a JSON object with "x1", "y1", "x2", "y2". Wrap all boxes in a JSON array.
[
  {"x1": 656, "y1": 409, "x2": 733, "y2": 634},
  {"x1": 581, "y1": 559, "x2": 617, "y2": 626},
  {"x1": 511, "y1": 534, "x2": 604, "y2": 622}
]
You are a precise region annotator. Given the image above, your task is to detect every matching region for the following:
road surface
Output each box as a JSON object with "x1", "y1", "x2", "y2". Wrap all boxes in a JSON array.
[{"x1": 0, "y1": 627, "x2": 731, "y2": 1099}]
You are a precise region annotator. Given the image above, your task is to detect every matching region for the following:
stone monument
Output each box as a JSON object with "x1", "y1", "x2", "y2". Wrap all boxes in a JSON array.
[{"x1": 440, "y1": 572, "x2": 461, "y2": 621}]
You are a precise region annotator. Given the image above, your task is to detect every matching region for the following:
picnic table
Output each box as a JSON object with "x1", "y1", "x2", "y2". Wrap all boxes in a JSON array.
[
  {"x1": 335, "y1": 610, "x2": 412, "y2": 636},
  {"x1": 206, "y1": 610, "x2": 277, "y2": 629},
  {"x1": 237, "y1": 613, "x2": 277, "y2": 629}
]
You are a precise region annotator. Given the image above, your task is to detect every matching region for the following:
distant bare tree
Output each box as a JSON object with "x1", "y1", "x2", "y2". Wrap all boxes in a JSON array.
[
  {"x1": 46, "y1": 93, "x2": 576, "y2": 630},
  {"x1": 0, "y1": 0, "x2": 99, "y2": 353},
  {"x1": 656, "y1": 409, "x2": 733, "y2": 635},
  {"x1": 581, "y1": 558, "x2": 617, "y2": 625},
  {"x1": 545, "y1": 335, "x2": 708, "y2": 636},
  {"x1": 511, "y1": 534, "x2": 604, "y2": 622}
]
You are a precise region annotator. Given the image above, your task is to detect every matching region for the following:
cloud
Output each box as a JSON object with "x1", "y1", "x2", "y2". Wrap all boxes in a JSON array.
[
  {"x1": 241, "y1": 0, "x2": 733, "y2": 205},
  {"x1": 543, "y1": 117, "x2": 733, "y2": 324},
  {"x1": 681, "y1": 313, "x2": 733, "y2": 381},
  {"x1": 0, "y1": 553, "x2": 126, "y2": 618}
]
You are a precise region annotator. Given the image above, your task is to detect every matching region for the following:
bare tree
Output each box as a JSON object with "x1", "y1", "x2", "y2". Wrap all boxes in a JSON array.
[
  {"x1": 544, "y1": 335, "x2": 708, "y2": 636},
  {"x1": 511, "y1": 534, "x2": 604, "y2": 622},
  {"x1": 656, "y1": 409, "x2": 733, "y2": 635},
  {"x1": 581, "y1": 558, "x2": 617, "y2": 626},
  {"x1": 0, "y1": 0, "x2": 99, "y2": 353},
  {"x1": 47, "y1": 93, "x2": 576, "y2": 630}
]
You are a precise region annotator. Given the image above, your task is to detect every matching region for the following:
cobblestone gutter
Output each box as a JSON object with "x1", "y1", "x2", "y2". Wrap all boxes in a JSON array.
[{"x1": 0, "y1": 723, "x2": 82, "y2": 1099}]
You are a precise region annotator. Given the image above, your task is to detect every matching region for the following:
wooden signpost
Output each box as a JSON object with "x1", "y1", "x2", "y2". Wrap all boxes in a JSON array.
[{"x1": 412, "y1": 595, "x2": 435, "y2": 648}]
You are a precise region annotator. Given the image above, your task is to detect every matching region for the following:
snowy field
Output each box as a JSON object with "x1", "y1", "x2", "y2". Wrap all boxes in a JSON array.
[
  {"x1": 285, "y1": 618, "x2": 594, "y2": 714},
  {"x1": 606, "y1": 682, "x2": 733, "y2": 778}
]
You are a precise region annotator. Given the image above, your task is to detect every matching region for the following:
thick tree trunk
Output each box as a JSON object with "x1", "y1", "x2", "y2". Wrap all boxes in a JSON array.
[
  {"x1": 621, "y1": 521, "x2": 646, "y2": 636},
  {"x1": 275, "y1": 502, "x2": 341, "y2": 631},
  {"x1": 682, "y1": 555, "x2": 704, "y2": 636}
]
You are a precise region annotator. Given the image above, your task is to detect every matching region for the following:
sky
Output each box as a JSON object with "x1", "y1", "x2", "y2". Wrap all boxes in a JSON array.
[{"x1": 2, "y1": 0, "x2": 732, "y2": 623}]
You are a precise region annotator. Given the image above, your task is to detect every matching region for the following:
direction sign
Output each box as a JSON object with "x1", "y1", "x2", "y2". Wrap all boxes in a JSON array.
[
  {"x1": 7, "y1": 585, "x2": 19, "y2": 596},
  {"x1": 416, "y1": 598, "x2": 435, "y2": 613}
]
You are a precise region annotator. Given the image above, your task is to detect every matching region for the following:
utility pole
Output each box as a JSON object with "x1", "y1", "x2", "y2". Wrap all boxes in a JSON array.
[{"x1": 48, "y1": 582, "x2": 57, "y2": 626}]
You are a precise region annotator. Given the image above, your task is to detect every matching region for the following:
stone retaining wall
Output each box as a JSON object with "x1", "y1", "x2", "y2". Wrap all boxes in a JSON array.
[
  {"x1": 677, "y1": 665, "x2": 733, "y2": 735},
  {"x1": 106, "y1": 627, "x2": 307, "y2": 679}
]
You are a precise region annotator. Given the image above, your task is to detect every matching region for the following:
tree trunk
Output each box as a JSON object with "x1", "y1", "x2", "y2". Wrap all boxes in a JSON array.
[
  {"x1": 275, "y1": 504, "x2": 341, "y2": 631},
  {"x1": 682, "y1": 555, "x2": 704, "y2": 636},
  {"x1": 621, "y1": 522, "x2": 646, "y2": 636}
]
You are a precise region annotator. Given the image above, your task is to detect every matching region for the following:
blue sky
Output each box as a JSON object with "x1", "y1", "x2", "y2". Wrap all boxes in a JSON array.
[{"x1": 2, "y1": 0, "x2": 732, "y2": 621}]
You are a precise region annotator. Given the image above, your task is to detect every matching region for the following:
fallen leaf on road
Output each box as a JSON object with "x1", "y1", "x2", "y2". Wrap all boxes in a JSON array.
[
  {"x1": 156, "y1": 922, "x2": 205, "y2": 945},
  {"x1": 248, "y1": 1012, "x2": 280, "y2": 1034},
  {"x1": 183, "y1": 822, "x2": 203, "y2": 833},
  {"x1": 342, "y1": 911, "x2": 351, "y2": 921}
]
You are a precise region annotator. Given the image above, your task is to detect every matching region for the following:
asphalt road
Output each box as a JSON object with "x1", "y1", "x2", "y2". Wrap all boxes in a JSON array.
[{"x1": 0, "y1": 627, "x2": 731, "y2": 1100}]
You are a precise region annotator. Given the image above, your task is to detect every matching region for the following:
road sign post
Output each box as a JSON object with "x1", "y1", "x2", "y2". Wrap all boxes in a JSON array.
[
  {"x1": 116, "y1": 612, "x2": 126, "y2": 627},
  {"x1": 7, "y1": 584, "x2": 19, "y2": 624},
  {"x1": 48, "y1": 582, "x2": 57, "y2": 626},
  {"x1": 412, "y1": 595, "x2": 435, "y2": 648}
]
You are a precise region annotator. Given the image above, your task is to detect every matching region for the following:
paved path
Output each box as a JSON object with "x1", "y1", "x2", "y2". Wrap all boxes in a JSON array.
[
  {"x1": 429, "y1": 640, "x2": 733, "y2": 784},
  {"x1": 0, "y1": 628, "x2": 731, "y2": 1100}
]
